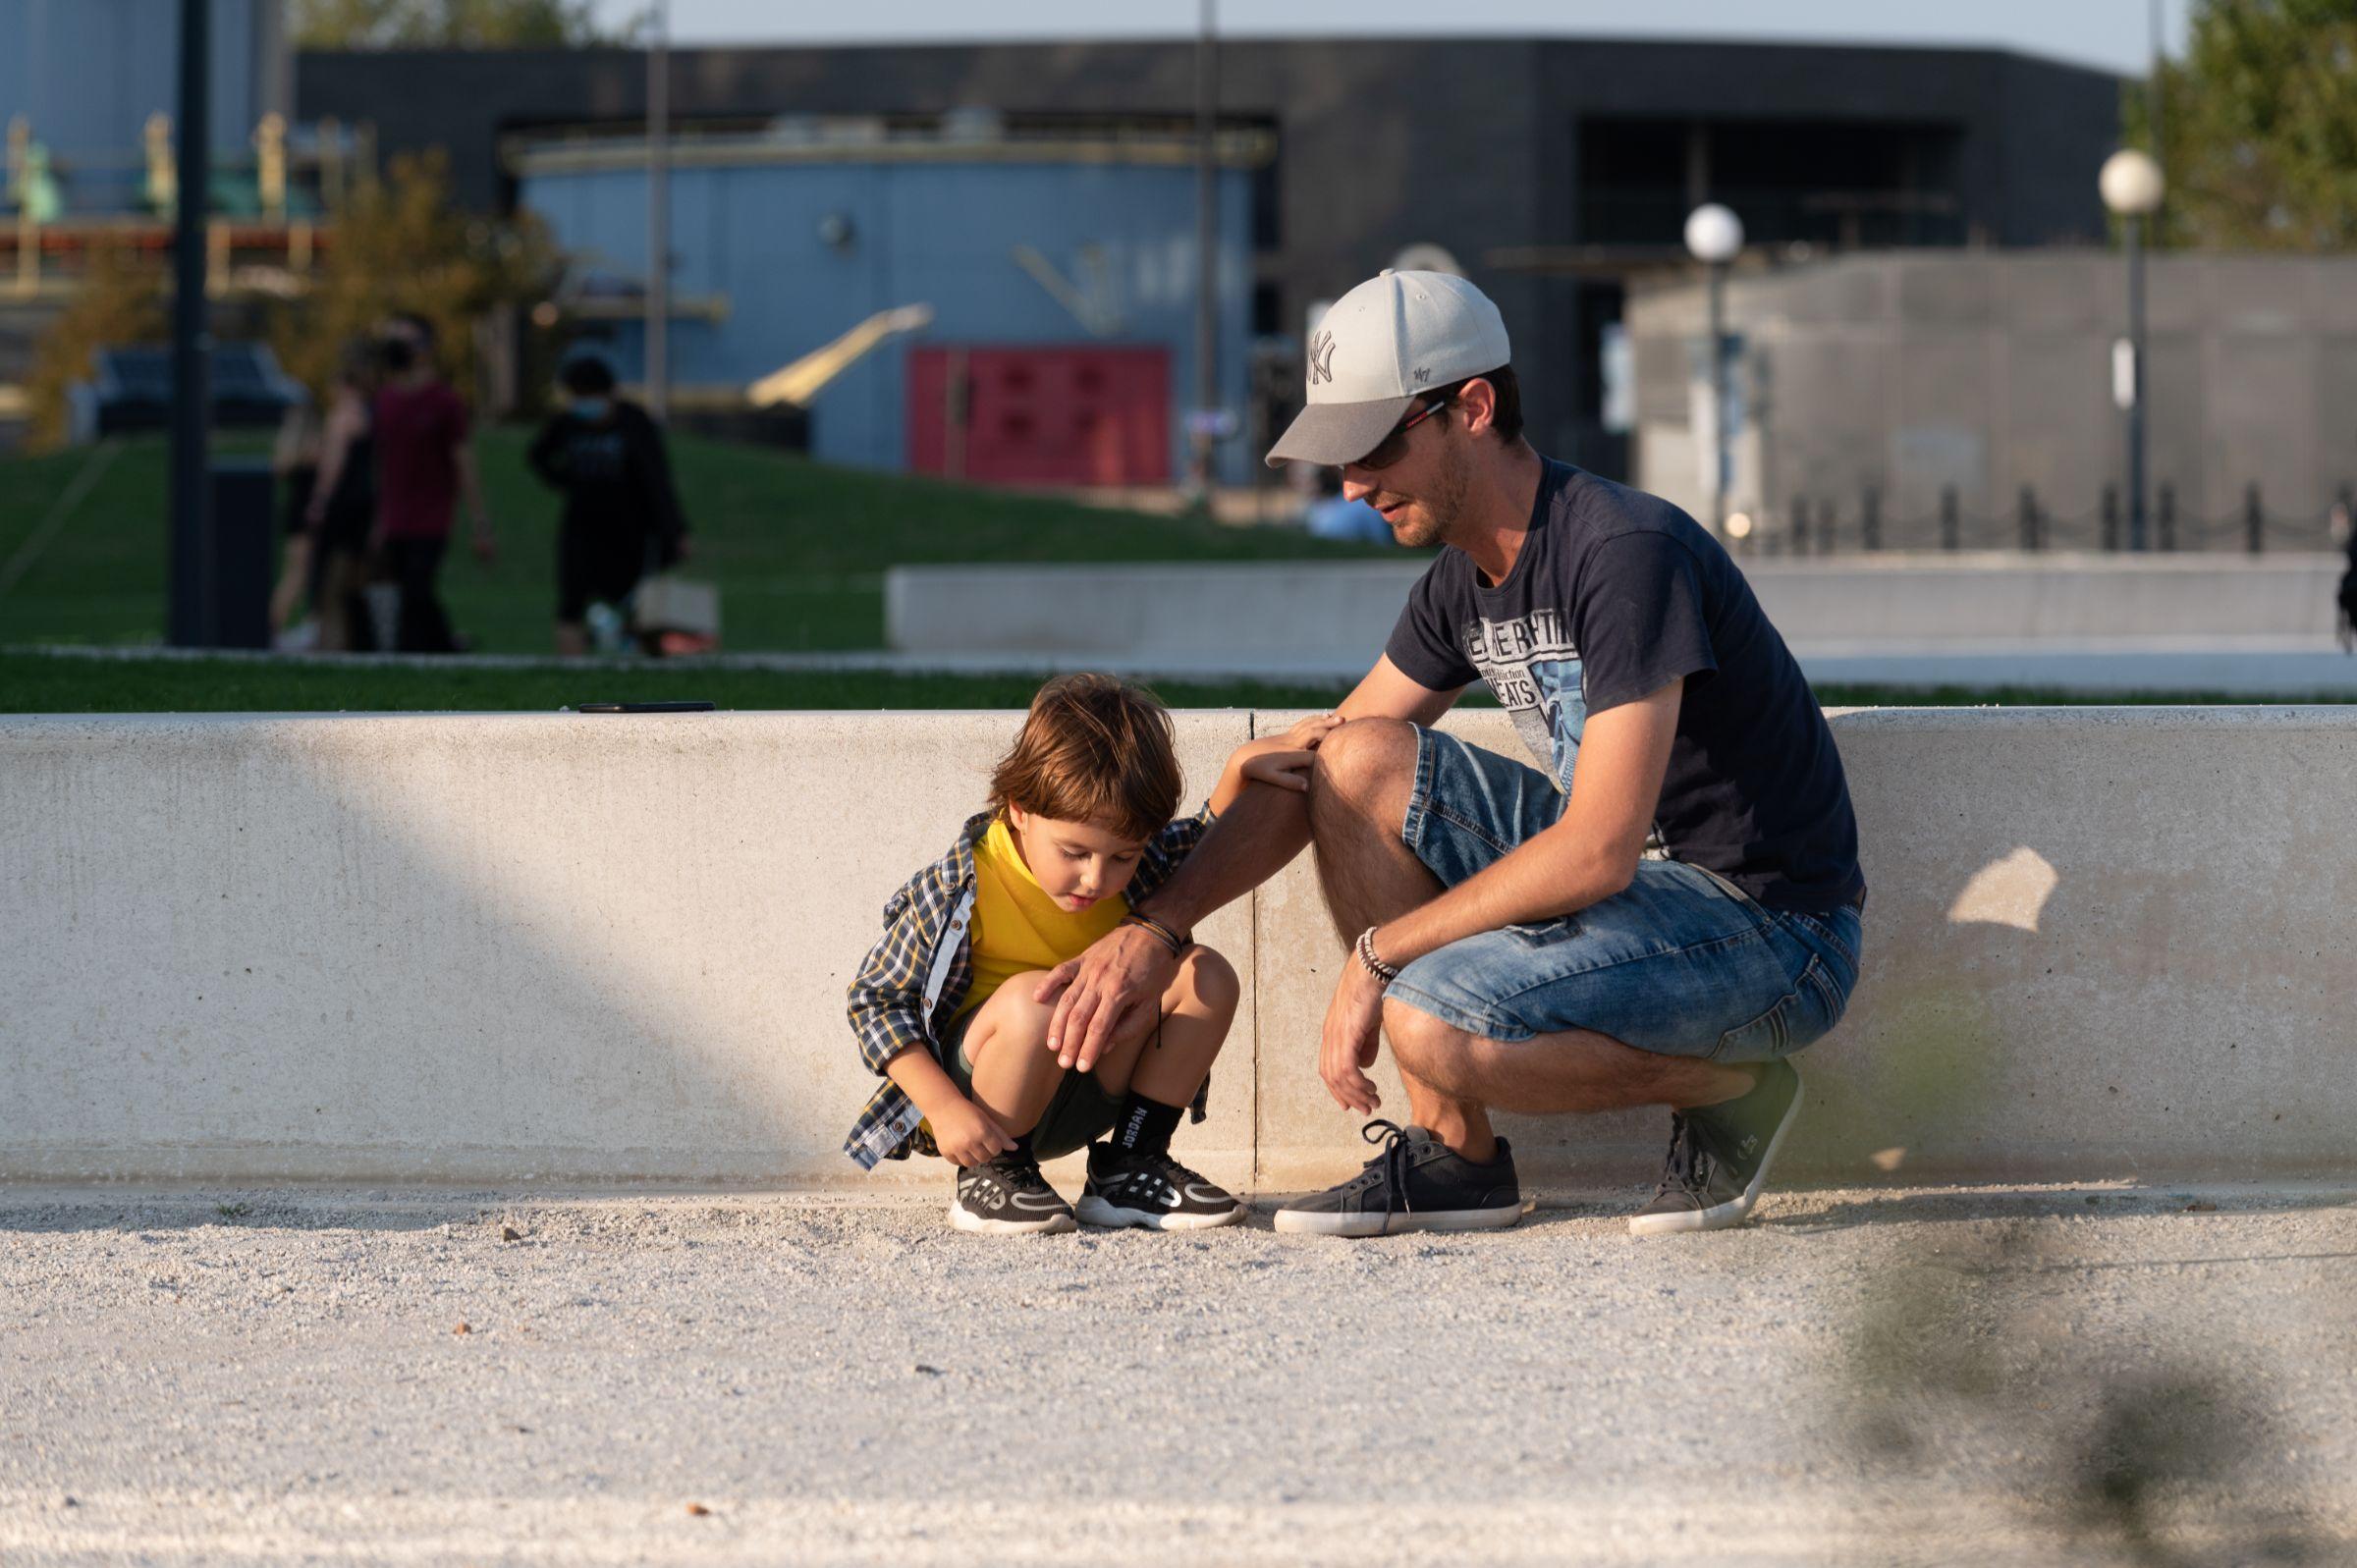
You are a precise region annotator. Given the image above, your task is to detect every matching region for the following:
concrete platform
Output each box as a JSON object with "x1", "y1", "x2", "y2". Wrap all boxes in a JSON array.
[
  {"x1": 5, "y1": 706, "x2": 2353, "y2": 1189},
  {"x1": 2, "y1": 1187, "x2": 2350, "y2": 1567}
]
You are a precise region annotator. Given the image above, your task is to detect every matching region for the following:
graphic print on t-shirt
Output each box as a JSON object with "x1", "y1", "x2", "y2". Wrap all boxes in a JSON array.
[{"x1": 1460, "y1": 608, "x2": 1584, "y2": 790}]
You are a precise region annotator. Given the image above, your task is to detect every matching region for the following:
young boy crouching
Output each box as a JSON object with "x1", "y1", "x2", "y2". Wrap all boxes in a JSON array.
[{"x1": 844, "y1": 674, "x2": 1333, "y2": 1234}]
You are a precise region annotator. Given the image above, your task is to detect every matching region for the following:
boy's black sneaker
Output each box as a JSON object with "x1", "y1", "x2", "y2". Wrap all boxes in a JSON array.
[
  {"x1": 1272, "y1": 1121, "x2": 1523, "y2": 1237},
  {"x1": 951, "y1": 1149, "x2": 1077, "y2": 1236},
  {"x1": 1074, "y1": 1143, "x2": 1245, "y2": 1231},
  {"x1": 1628, "y1": 1058, "x2": 1804, "y2": 1237}
]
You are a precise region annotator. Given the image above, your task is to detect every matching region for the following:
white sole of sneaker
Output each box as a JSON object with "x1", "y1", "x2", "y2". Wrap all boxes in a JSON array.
[
  {"x1": 1627, "y1": 1069, "x2": 1806, "y2": 1238},
  {"x1": 1074, "y1": 1195, "x2": 1246, "y2": 1231},
  {"x1": 948, "y1": 1202, "x2": 1076, "y2": 1236},
  {"x1": 1271, "y1": 1203, "x2": 1524, "y2": 1238}
]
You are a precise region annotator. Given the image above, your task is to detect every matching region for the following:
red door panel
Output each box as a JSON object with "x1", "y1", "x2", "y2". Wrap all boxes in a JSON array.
[{"x1": 908, "y1": 346, "x2": 1171, "y2": 486}]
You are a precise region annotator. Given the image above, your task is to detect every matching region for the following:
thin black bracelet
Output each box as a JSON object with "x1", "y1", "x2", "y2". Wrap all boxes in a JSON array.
[{"x1": 1122, "y1": 911, "x2": 1189, "y2": 955}]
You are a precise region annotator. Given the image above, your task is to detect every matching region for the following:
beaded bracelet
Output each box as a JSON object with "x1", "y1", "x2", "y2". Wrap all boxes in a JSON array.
[{"x1": 1354, "y1": 926, "x2": 1400, "y2": 988}]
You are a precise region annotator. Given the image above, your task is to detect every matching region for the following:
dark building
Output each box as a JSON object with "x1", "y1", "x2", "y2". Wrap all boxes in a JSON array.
[{"x1": 300, "y1": 35, "x2": 2121, "y2": 480}]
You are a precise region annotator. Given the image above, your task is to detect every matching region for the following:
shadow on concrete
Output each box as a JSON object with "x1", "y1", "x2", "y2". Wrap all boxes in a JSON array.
[
  {"x1": 1763, "y1": 1187, "x2": 2357, "y2": 1236},
  {"x1": 1834, "y1": 1218, "x2": 2337, "y2": 1565}
]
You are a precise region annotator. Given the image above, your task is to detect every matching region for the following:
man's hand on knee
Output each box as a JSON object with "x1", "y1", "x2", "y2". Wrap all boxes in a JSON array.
[{"x1": 1039, "y1": 925, "x2": 1178, "y2": 1074}]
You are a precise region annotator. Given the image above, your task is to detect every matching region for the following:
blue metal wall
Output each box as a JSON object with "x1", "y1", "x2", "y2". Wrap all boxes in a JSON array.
[
  {"x1": 1, "y1": 0, "x2": 270, "y2": 214},
  {"x1": 521, "y1": 156, "x2": 1257, "y2": 483}
]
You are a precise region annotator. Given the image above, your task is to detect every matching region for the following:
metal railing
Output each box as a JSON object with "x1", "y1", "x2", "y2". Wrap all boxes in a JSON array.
[{"x1": 1755, "y1": 481, "x2": 2353, "y2": 557}]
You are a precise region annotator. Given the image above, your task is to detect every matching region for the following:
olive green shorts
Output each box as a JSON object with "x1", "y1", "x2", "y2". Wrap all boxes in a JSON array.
[{"x1": 941, "y1": 1005, "x2": 1124, "y2": 1161}]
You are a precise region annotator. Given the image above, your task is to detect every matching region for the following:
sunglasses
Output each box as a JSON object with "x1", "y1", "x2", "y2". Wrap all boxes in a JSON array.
[{"x1": 1351, "y1": 394, "x2": 1452, "y2": 471}]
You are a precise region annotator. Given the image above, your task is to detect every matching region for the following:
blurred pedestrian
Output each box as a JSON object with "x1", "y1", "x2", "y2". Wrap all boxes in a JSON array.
[
  {"x1": 373, "y1": 313, "x2": 494, "y2": 653},
  {"x1": 300, "y1": 341, "x2": 381, "y2": 652},
  {"x1": 268, "y1": 402, "x2": 324, "y2": 649},
  {"x1": 2336, "y1": 497, "x2": 2357, "y2": 653},
  {"x1": 526, "y1": 352, "x2": 690, "y2": 657}
]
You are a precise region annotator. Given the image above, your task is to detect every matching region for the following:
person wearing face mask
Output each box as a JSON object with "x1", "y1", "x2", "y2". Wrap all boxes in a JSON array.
[
  {"x1": 373, "y1": 312, "x2": 494, "y2": 653},
  {"x1": 526, "y1": 352, "x2": 691, "y2": 657}
]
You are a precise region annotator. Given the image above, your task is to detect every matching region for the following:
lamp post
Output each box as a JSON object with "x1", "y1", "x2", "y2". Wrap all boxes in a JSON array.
[
  {"x1": 1187, "y1": 0, "x2": 1220, "y2": 510},
  {"x1": 645, "y1": 0, "x2": 671, "y2": 422},
  {"x1": 169, "y1": 0, "x2": 213, "y2": 646},
  {"x1": 2101, "y1": 149, "x2": 2164, "y2": 552},
  {"x1": 1683, "y1": 202, "x2": 1743, "y2": 536}
]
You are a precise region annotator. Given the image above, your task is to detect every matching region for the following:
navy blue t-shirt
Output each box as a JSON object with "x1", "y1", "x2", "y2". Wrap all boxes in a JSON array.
[{"x1": 1384, "y1": 460, "x2": 1864, "y2": 913}]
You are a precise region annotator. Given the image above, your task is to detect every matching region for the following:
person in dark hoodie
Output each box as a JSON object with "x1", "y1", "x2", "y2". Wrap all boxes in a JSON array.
[{"x1": 527, "y1": 352, "x2": 690, "y2": 657}]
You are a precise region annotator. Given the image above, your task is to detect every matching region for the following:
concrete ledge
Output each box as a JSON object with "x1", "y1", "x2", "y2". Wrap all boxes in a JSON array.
[
  {"x1": 886, "y1": 554, "x2": 2349, "y2": 660},
  {"x1": 5, "y1": 707, "x2": 2353, "y2": 1189}
]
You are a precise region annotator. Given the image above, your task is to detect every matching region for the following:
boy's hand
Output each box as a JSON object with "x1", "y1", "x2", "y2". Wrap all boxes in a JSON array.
[
  {"x1": 1280, "y1": 712, "x2": 1344, "y2": 750},
  {"x1": 1217, "y1": 714, "x2": 1343, "y2": 801},
  {"x1": 932, "y1": 1099, "x2": 1016, "y2": 1168},
  {"x1": 1239, "y1": 747, "x2": 1317, "y2": 793}
]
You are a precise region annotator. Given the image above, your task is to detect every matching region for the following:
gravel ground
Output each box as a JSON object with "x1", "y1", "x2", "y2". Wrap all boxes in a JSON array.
[{"x1": 3, "y1": 1183, "x2": 2352, "y2": 1567}]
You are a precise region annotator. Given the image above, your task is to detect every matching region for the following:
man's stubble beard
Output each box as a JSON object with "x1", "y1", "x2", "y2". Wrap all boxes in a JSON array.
[{"x1": 1389, "y1": 440, "x2": 1471, "y2": 550}]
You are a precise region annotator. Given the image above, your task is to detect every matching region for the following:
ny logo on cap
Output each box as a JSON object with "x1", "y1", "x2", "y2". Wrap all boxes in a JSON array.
[{"x1": 1308, "y1": 329, "x2": 1337, "y2": 386}]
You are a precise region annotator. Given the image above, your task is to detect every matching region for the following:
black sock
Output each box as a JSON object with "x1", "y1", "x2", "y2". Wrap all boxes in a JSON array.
[{"x1": 1111, "y1": 1093, "x2": 1184, "y2": 1157}]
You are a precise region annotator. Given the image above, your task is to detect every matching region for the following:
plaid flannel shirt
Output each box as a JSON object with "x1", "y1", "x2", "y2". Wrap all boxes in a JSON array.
[{"x1": 843, "y1": 803, "x2": 1218, "y2": 1169}]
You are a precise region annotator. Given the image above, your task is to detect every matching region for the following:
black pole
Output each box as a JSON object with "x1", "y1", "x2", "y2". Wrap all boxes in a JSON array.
[
  {"x1": 1940, "y1": 485, "x2": 1960, "y2": 552},
  {"x1": 1707, "y1": 260, "x2": 1728, "y2": 535},
  {"x1": 2126, "y1": 212, "x2": 2149, "y2": 551},
  {"x1": 168, "y1": 0, "x2": 213, "y2": 646},
  {"x1": 1187, "y1": 0, "x2": 1219, "y2": 507}
]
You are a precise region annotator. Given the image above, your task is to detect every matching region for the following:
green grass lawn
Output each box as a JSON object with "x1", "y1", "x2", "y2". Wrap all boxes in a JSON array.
[
  {"x1": 0, "y1": 430, "x2": 1392, "y2": 654},
  {"x1": 2, "y1": 650, "x2": 2341, "y2": 714}
]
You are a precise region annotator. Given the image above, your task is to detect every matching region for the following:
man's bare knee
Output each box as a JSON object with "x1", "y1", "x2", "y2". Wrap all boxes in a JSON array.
[
  {"x1": 1309, "y1": 718, "x2": 1417, "y2": 828},
  {"x1": 1171, "y1": 946, "x2": 1240, "y2": 1017}
]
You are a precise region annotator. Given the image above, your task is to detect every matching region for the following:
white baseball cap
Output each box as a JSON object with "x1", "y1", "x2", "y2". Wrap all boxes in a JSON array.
[{"x1": 1265, "y1": 269, "x2": 1512, "y2": 468}]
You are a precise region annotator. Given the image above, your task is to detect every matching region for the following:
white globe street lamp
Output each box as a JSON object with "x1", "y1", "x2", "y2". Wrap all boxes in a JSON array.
[
  {"x1": 1684, "y1": 203, "x2": 1744, "y2": 537},
  {"x1": 2101, "y1": 149, "x2": 2165, "y2": 550},
  {"x1": 1683, "y1": 203, "x2": 1745, "y2": 265}
]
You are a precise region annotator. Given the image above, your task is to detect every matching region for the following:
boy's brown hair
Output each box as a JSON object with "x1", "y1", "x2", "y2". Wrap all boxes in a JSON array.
[{"x1": 989, "y1": 674, "x2": 1180, "y2": 841}]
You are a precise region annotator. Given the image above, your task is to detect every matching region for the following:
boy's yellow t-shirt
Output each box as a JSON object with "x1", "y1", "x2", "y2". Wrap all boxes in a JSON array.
[{"x1": 955, "y1": 816, "x2": 1131, "y2": 1022}]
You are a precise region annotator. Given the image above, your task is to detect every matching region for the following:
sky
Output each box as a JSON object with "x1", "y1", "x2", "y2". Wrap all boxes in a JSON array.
[{"x1": 593, "y1": 0, "x2": 2191, "y2": 77}]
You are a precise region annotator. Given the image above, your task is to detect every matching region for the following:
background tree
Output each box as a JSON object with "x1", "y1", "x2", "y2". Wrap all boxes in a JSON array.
[
  {"x1": 293, "y1": 0, "x2": 638, "y2": 48},
  {"x1": 22, "y1": 245, "x2": 168, "y2": 452},
  {"x1": 269, "y1": 148, "x2": 559, "y2": 409},
  {"x1": 2128, "y1": 0, "x2": 2357, "y2": 249}
]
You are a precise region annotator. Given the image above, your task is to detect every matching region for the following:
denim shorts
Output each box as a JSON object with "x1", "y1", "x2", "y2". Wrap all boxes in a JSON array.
[{"x1": 1389, "y1": 727, "x2": 1863, "y2": 1061}]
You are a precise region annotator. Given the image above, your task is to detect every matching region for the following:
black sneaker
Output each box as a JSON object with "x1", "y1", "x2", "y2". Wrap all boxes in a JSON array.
[
  {"x1": 950, "y1": 1150, "x2": 1077, "y2": 1236},
  {"x1": 1075, "y1": 1144, "x2": 1246, "y2": 1231},
  {"x1": 1272, "y1": 1121, "x2": 1522, "y2": 1237},
  {"x1": 1628, "y1": 1059, "x2": 1804, "y2": 1237}
]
